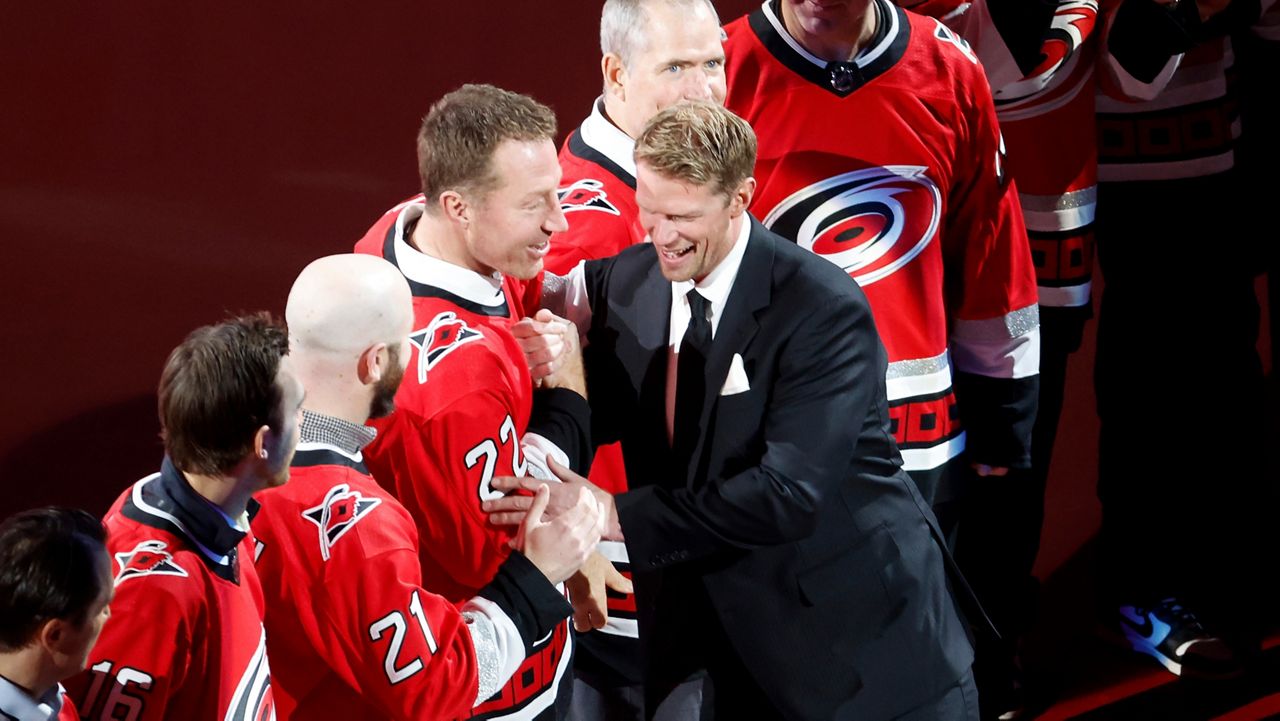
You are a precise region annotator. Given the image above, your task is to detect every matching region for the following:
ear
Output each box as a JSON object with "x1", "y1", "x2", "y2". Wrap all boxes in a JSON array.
[
  {"x1": 729, "y1": 177, "x2": 756, "y2": 216},
  {"x1": 603, "y1": 53, "x2": 627, "y2": 100},
  {"x1": 357, "y1": 343, "x2": 389, "y2": 386},
  {"x1": 438, "y1": 190, "x2": 470, "y2": 229},
  {"x1": 37, "y1": 617, "x2": 68, "y2": 655},
  {"x1": 252, "y1": 424, "x2": 273, "y2": 461}
]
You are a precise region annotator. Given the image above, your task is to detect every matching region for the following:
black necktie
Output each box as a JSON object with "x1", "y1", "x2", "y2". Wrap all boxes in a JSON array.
[{"x1": 674, "y1": 289, "x2": 711, "y2": 465}]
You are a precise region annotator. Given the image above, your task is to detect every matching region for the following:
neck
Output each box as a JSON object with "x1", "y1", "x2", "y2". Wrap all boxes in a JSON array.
[
  {"x1": 0, "y1": 653, "x2": 56, "y2": 703},
  {"x1": 184, "y1": 466, "x2": 258, "y2": 518},
  {"x1": 410, "y1": 210, "x2": 486, "y2": 275},
  {"x1": 296, "y1": 381, "x2": 370, "y2": 428},
  {"x1": 781, "y1": 0, "x2": 878, "y2": 62},
  {"x1": 601, "y1": 95, "x2": 639, "y2": 140}
]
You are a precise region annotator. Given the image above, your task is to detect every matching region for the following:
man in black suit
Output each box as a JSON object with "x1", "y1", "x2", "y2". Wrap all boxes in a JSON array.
[{"x1": 486, "y1": 102, "x2": 978, "y2": 721}]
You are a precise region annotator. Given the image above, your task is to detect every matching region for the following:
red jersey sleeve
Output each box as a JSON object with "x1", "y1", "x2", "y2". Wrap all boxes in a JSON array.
[
  {"x1": 943, "y1": 61, "x2": 1042, "y2": 468},
  {"x1": 321, "y1": 532, "x2": 482, "y2": 720},
  {"x1": 381, "y1": 389, "x2": 526, "y2": 600},
  {"x1": 70, "y1": 576, "x2": 192, "y2": 721}
]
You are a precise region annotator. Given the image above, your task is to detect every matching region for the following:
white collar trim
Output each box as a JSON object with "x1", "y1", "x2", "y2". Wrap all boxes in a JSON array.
[
  {"x1": 579, "y1": 97, "x2": 638, "y2": 179},
  {"x1": 390, "y1": 203, "x2": 506, "y2": 307}
]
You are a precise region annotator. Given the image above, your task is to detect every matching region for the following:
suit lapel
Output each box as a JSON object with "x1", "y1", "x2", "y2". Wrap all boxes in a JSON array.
[
  {"x1": 632, "y1": 258, "x2": 676, "y2": 471},
  {"x1": 683, "y1": 220, "x2": 775, "y2": 485}
]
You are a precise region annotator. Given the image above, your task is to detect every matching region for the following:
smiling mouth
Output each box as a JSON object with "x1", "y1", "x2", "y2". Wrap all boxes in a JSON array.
[{"x1": 661, "y1": 246, "x2": 694, "y2": 260}]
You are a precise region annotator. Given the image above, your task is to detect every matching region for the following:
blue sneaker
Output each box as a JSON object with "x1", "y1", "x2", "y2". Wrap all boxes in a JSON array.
[{"x1": 1116, "y1": 598, "x2": 1241, "y2": 679}]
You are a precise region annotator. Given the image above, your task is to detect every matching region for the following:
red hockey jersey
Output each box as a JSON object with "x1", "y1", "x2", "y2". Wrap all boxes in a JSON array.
[
  {"x1": 725, "y1": 0, "x2": 1041, "y2": 475},
  {"x1": 546, "y1": 100, "x2": 646, "y2": 274},
  {"x1": 909, "y1": 0, "x2": 1101, "y2": 307},
  {"x1": 254, "y1": 412, "x2": 573, "y2": 721},
  {"x1": 354, "y1": 204, "x2": 581, "y2": 720},
  {"x1": 69, "y1": 460, "x2": 275, "y2": 721}
]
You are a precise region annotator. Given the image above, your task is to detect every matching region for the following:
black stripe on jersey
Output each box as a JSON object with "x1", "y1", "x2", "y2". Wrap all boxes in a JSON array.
[
  {"x1": 567, "y1": 129, "x2": 636, "y2": 190},
  {"x1": 752, "y1": 0, "x2": 910, "y2": 98},
  {"x1": 382, "y1": 219, "x2": 512, "y2": 317},
  {"x1": 291, "y1": 447, "x2": 369, "y2": 475}
]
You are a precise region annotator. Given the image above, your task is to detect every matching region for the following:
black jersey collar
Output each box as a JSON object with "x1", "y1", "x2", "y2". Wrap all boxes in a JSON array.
[
  {"x1": 121, "y1": 457, "x2": 258, "y2": 583},
  {"x1": 749, "y1": 0, "x2": 910, "y2": 97}
]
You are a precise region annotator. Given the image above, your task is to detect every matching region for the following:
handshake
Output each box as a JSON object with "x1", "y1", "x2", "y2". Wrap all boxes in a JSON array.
[{"x1": 495, "y1": 308, "x2": 630, "y2": 631}]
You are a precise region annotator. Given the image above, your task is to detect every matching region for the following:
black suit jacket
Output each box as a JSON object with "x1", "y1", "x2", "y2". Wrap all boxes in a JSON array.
[{"x1": 580, "y1": 219, "x2": 974, "y2": 720}]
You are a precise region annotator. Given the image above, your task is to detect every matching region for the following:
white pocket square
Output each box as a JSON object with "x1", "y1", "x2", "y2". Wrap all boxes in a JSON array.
[{"x1": 720, "y1": 353, "x2": 750, "y2": 396}]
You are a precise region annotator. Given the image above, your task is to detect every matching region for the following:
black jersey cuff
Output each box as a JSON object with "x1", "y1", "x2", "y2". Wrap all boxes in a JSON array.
[
  {"x1": 954, "y1": 372, "x2": 1039, "y2": 470},
  {"x1": 529, "y1": 387, "x2": 593, "y2": 474},
  {"x1": 478, "y1": 551, "x2": 573, "y2": 650}
]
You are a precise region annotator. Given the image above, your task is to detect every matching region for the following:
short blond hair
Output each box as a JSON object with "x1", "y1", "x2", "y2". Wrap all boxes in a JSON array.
[
  {"x1": 633, "y1": 102, "x2": 756, "y2": 197},
  {"x1": 417, "y1": 84, "x2": 557, "y2": 206}
]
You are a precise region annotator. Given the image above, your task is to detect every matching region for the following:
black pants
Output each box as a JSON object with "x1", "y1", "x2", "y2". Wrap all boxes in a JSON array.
[{"x1": 1093, "y1": 171, "x2": 1271, "y2": 643}]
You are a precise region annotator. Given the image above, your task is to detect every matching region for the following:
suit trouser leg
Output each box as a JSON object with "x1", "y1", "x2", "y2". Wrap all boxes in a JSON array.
[{"x1": 894, "y1": 667, "x2": 981, "y2": 721}]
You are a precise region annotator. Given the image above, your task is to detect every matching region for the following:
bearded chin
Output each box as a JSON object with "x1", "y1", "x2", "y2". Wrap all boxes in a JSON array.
[{"x1": 368, "y1": 389, "x2": 396, "y2": 420}]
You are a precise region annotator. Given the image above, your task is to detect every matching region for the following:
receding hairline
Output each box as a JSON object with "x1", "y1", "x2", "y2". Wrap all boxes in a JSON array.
[{"x1": 600, "y1": 0, "x2": 722, "y2": 67}]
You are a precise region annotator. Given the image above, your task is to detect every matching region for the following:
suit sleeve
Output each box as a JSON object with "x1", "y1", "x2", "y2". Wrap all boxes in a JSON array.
[
  {"x1": 69, "y1": 576, "x2": 192, "y2": 720},
  {"x1": 944, "y1": 70, "x2": 1041, "y2": 470},
  {"x1": 615, "y1": 282, "x2": 877, "y2": 569},
  {"x1": 316, "y1": 506, "x2": 569, "y2": 719}
]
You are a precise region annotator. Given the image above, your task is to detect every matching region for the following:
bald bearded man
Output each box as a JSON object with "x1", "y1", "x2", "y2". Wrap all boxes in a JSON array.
[{"x1": 252, "y1": 254, "x2": 604, "y2": 721}]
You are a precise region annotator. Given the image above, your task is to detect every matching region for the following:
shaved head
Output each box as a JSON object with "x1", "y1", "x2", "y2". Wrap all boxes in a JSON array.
[
  {"x1": 287, "y1": 254, "x2": 412, "y2": 357},
  {"x1": 286, "y1": 254, "x2": 414, "y2": 422}
]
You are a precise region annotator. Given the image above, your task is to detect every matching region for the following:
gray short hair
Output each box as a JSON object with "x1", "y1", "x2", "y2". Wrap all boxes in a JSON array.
[{"x1": 600, "y1": 0, "x2": 721, "y2": 68}]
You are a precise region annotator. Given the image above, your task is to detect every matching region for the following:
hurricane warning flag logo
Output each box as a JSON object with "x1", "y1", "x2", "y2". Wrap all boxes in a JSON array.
[
  {"x1": 409, "y1": 312, "x2": 482, "y2": 383},
  {"x1": 302, "y1": 484, "x2": 381, "y2": 561},
  {"x1": 762, "y1": 166, "x2": 941, "y2": 286},
  {"x1": 558, "y1": 178, "x2": 620, "y2": 216},
  {"x1": 115, "y1": 540, "x2": 189, "y2": 585}
]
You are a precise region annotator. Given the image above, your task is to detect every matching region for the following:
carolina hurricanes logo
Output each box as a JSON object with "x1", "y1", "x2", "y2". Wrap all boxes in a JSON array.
[
  {"x1": 933, "y1": 20, "x2": 978, "y2": 64},
  {"x1": 114, "y1": 540, "x2": 189, "y2": 585},
  {"x1": 409, "y1": 311, "x2": 482, "y2": 384},
  {"x1": 558, "y1": 178, "x2": 621, "y2": 216},
  {"x1": 762, "y1": 166, "x2": 941, "y2": 286},
  {"x1": 995, "y1": 0, "x2": 1097, "y2": 103},
  {"x1": 302, "y1": 484, "x2": 382, "y2": 561}
]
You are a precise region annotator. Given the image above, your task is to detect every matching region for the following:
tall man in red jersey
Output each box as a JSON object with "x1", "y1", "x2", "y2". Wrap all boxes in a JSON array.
[
  {"x1": 353, "y1": 84, "x2": 594, "y2": 721},
  {"x1": 252, "y1": 253, "x2": 603, "y2": 720},
  {"x1": 723, "y1": 0, "x2": 1041, "y2": 536},
  {"x1": 69, "y1": 314, "x2": 302, "y2": 720}
]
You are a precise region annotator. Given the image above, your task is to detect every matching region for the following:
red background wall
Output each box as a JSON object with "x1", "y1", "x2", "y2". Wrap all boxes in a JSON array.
[
  {"x1": 0, "y1": 1, "x2": 754, "y2": 514},
  {"x1": 0, "y1": 4, "x2": 1269, "y2": 601}
]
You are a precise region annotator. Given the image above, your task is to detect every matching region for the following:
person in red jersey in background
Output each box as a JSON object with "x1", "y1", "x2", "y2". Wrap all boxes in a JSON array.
[
  {"x1": 0, "y1": 508, "x2": 113, "y2": 721},
  {"x1": 722, "y1": 0, "x2": 1041, "y2": 540},
  {"x1": 886, "y1": 1, "x2": 1100, "y2": 715},
  {"x1": 252, "y1": 253, "x2": 603, "y2": 720},
  {"x1": 353, "y1": 83, "x2": 599, "y2": 721},
  {"x1": 69, "y1": 314, "x2": 302, "y2": 721}
]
